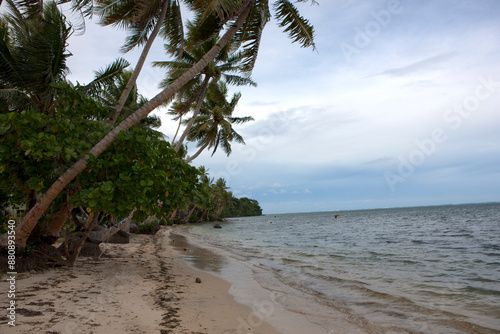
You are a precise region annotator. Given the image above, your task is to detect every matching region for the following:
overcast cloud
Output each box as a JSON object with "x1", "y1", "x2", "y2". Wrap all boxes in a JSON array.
[{"x1": 60, "y1": 0, "x2": 500, "y2": 213}]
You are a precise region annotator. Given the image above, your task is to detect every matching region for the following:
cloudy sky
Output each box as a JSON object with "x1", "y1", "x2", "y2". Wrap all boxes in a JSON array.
[{"x1": 61, "y1": 0, "x2": 500, "y2": 214}]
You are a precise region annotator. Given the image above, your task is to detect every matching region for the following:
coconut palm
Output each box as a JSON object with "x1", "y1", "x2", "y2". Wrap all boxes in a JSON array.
[
  {"x1": 211, "y1": 177, "x2": 231, "y2": 220},
  {"x1": 7, "y1": 0, "x2": 317, "y2": 248},
  {"x1": 0, "y1": 0, "x2": 72, "y2": 115},
  {"x1": 86, "y1": 68, "x2": 162, "y2": 128},
  {"x1": 100, "y1": 0, "x2": 185, "y2": 124},
  {"x1": 185, "y1": 81, "x2": 253, "y2": 163},
  {"x1": 63, "y1": 0, "x2": 185, "y2": 124},
  {"x1": 154, "y1": 28, "x2": 256, "y2": 152}
]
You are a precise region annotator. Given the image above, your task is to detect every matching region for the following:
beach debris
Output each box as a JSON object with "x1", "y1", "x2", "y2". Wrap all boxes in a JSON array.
[
  {"x1": 161, "y1": 293, "x2": 179, "y2": 302},
  {"x1": 183, "y1": 248, "x2": 188, "y2": 252},
  {"x1": 195, "y1": 277, "x2": 202, "y2": 283},
  {"x1": 213, "y1": 224, "x2": 222, "y2": 229}
]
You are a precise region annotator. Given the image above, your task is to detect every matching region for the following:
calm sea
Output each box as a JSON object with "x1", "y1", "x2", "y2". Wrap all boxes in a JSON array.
[{"x1": 172, "y1": 203, "x2": 500, "y2": 333}]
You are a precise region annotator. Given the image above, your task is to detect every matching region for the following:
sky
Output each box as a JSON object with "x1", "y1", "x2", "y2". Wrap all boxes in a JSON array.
[{"x1": 57, "y1": 0, "x2": 500, "y2": 213}]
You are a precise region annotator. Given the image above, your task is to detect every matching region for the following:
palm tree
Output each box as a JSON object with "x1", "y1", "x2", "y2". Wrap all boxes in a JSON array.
[
  {"x1": 86, "y1": 67, "x2": 162, "y2": 128},
  {"x1": 154, "y1": 29, "x2": 256, "y2": 152},
  {"x1": 63, "y1": 0, "x2": 185, "y2": 124},
  {"x1": 0, "y1": 0, "x2": 73, "y2": 217},
  {"x1": 185, "y1": 81, "x2": 253, "y2": 163},
  {"x1": 0, "y1": 0, "x2": 72, "y2": 116},
  {"x1": 6, "y1": 0, "x2": 317, "y2": 248},
  {"x1": 211, "y1": 178, "x2": 231, "y2": 220},
  {"x1": 100, "y1": 0, "x2": 185, "y2": 124}
]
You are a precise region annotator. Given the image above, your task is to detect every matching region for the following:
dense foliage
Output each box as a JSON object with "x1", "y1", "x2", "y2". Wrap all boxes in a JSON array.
[{"x1": 224, "y1": 196, "x2": 262, "y2": 217}]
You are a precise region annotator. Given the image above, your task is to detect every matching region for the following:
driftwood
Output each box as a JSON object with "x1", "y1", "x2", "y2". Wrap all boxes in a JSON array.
[
  {"x1": 87, "y1": 216, "x2": 132, "y2": 243},
  {"x1": 59, "y1": 209, "x2": 136, "y2": 264}
]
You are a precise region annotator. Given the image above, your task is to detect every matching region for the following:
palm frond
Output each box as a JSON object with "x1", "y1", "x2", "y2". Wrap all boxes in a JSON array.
[
  {"x1": 58, "y1": 0, "x2": 96, "y2": 19},
  {"x1": 0, "y1": 0, "x2": 73, "y2": 114},
  {"x1": 42, "y1": 2, "x2": 73, "y2": 82},
  {"x1": 232, "y1": 0, "x2": 270, "y2": 73},
  {"x1": 121, "y1": 14, "x2": 156, "y2": 52},
  {"x1": 222, "y1": 74, "x2": 256, "y2": 87},
  {"x1": 185, "y1": 13, "x2": 221, "y2": 50},
  {"x1": 85, "y1": 58, "x2": 130, "y2": 96},
  {"x1": 231, "y1": 131, "x2": 245, "y2": 144},
  {"x1": 139, "y1": 114, "x2": 162, "y2": 129},
  {"x1": 160, "y1": 0, "x2": 184, "y2": 59},
  {"x1": 186, "y1": 0, "x2": 244, "y2": 21},
  {"x1": 0, "y1": 20, "x2": 25, "y2": 89},
  {"x1": 273, "y1": 0, "x2": 316, "y2": 49},
  {"x1": 12, "y1": 0, "x2": 43, "y2": 20},
  {"x1": 134, "y1": 0, "x2": 164, "y2": 23},
  {"x1": 0, "y1": 87, "x2": 32, "y2": 112},
  {"x1": 229, "y1": 115, "x2": 253, "y2": 125}
]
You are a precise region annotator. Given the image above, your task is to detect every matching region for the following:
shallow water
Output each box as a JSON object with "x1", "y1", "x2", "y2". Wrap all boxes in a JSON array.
[{"x1": 174, "y1": 203, "x2": 500, "y2": 333}]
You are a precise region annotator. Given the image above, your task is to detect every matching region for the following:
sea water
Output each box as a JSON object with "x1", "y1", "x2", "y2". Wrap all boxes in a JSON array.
[{"x1": 173, "y1": 203, "x2": 500, "y2": 333}]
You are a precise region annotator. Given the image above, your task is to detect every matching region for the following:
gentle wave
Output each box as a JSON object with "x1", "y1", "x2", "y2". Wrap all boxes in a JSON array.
[{"x1": 181, "y1": 203, "x2": 500, "y2": 333}]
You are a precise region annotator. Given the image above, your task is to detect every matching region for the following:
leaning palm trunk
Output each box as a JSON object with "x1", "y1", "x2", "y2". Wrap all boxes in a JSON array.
[
  {"x1": 87, "y1": 209, "x2": 137, "y2": 242},
  {"x1": 107, "y1": 0, "x2": 171, "y2": 125},
  {"x1": 171, "y1": 114, "x2": 182, "y2": 143},
  {"x1": 67, "y1": 210, "x2": 135, "y2": 266},
  {"x1": 174, "y1": 75, "x2": 210, "y2": 152},
  {"x1": 185, "y1": 141, "x2": 209, "y2": 163},
  {"x1": 66, "y1": 212, "x2": 98, "y2": 266},
  {"x1": 172, "y1": 85, "x2": 207, "y2": 142},
  {"x1": 42, "y1": 201, "x2": 72, "y2": 242},
  {"x1": 42, "y1": 185, "x2": 81, "y2": 242},
  {"x1": 1, "y1": 0, "x2": 255, "y2": 249}
]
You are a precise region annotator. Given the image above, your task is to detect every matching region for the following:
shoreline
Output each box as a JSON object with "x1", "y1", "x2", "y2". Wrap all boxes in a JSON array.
[
  {"x1": 169, "y1": 229, "x2": 339, "y2": 334},
  {"x1": 170, "y1": 219, "x2": 500, "y2": 334},
  {"x1": 0, "y1": 227, "x2": 283, "y2": 333}
]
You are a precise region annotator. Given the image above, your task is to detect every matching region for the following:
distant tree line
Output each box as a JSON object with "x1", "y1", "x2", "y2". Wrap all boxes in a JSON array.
[{"x1": 224, "y1": 196, "x2": 263, "y2": 217}]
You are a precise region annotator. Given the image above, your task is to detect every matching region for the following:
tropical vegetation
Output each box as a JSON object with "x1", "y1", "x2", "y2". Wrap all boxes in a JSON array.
[{"x1": 0, "y1": 0, "x2": 316, "y2": 269}]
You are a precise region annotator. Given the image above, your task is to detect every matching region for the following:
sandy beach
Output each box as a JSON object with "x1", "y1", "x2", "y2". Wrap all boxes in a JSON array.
[{"x1": 0, "y1": 227, "x2": 287, "y2": 334}]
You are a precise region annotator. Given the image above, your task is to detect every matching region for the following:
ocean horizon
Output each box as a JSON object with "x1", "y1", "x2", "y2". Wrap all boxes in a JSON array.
[{"x1": 261, "y1": 201, "x2": 500, "y2": 216}]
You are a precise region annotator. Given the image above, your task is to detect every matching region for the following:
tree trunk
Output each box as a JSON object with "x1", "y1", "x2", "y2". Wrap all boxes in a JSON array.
[
  {"x1": 171, "y1": 84, "x2": 207, "y2": 142},
  {"x1": 66, "y1": 213, "x2": 97, "y2": 266},
  {"x1": 185, "y1": 141, "x2": 209, "y2": 163},
  {"x1": 172, "y1": 115, "x2": 182, "y2": 143},
  {"x1": 183, "y1": 205, "x2": 197, "y2": 223},
  {"x1": 27, "y1": 190, "x2": 37, "y2": 212},
  {"x1": 87, "y1": 209, "x2": 136, "y2": 242},
  {"x1": 174, "y1": 75, "x2": 210, "y2": 152},
  {"x1": 201, "y1": 208, "x2": 209, "y2": 221},
  {"x1": 1, "y1": 0, "x2": 255, "y2": 248},
  {"x1": 42, "y1": 185, "x2": 81, "y2": 243},
  {"x1": 41, "y1": 202, "x2": 71, "y2": 243},
  {"x1": 107, "y1": 0, "x2": 171, "y2": 125}
]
